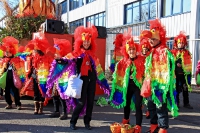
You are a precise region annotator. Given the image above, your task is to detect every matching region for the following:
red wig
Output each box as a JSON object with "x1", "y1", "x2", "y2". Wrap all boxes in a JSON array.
[
  {"x1": 26, "y1": 36, "x2": 50, "y2": 54},
  {"x1": 73, "y1": 25, "x2": 98, "y2": 53},
  {"x1": 173, "y1": 31, "x2": 187, "y2": 48},
  {"x1": 2, "y1": 36, "x2": 19, "y2": 55},
  {"x1": 139, "y1": 30, "x2": 152, "y2": 51},
  {"x1": 18, "y1": 46, "x2": 25, "y2": 53},
  {"x1": 113, "y1": 34, "x2": 123, "y2": 48},
  {"x1": 121, "y1": 29, "x2": 138, "y2": 59},
  {"x1": 46, "y1": 38, "x2": 72, "y2": 57},
  {"x1": 149, "y1": 19, "x2": 167, "y2": 46}
]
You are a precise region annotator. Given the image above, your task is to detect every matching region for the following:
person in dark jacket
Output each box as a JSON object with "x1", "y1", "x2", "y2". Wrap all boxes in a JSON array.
[{"x1": 46, "y1": 25, "x2": 110, "y2": 130}]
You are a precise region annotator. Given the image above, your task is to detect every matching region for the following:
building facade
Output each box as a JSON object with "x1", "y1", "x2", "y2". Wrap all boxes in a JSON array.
[
  {"x1": 58, "y1": 0, "x2": 200, "y2": 75},
  {"x1": 1, "y1": 0, "x2": 200, "y2": 75}
]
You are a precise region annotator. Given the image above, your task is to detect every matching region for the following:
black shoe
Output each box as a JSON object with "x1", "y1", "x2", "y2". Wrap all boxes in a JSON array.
[
  {"x1": 184, "y1": 104, "x2": 193, "y2": 109},
  {"x1": 85, "y1": 124, "x2": 92, "y2": 130},
  {"x1": 49, "y1": 112, "x2": 60, "y2": 118},
  {"x1": 59, "y1": 114, "x2": 68, "y2": 120},
  {"x1": 5, "y1": 105, "x2": 12, "y2": 109},
  {"x1": 70, "y1": 124, "x2": 76, "y2": 130},
  {"x1": 17, "y1": 106, "x2": 21, "y2": 110}
]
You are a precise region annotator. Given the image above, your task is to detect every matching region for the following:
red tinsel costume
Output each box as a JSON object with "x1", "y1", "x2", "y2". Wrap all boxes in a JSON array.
[{"x1": 171, "y1": 31, "x2": 193, "y2": 109}]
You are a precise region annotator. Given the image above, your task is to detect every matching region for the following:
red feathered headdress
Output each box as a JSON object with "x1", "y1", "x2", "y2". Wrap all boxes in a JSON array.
[
  {"x1": 73, "y1": 25, "x2": 98, "y2": 53},
  {"x1": 18, "y1": 46, "x2": 25, "y2": 53},
  {"x1": 26, "y1": 36, "x2": 50, "y2": 54},
  {"x1": 46, "y1": 38, "x2": 72, "y2": 57},
  {"x1": 121, "y1": 29, "x2": 139, "y2": 59},
  {"x1": 173, "y1": 31, "x2": 187, "y2": 48},
  {"x1": 149, "y1": 19, "x2": 167, "y2": 46},
  {"x1": 2, "y1": 36, "x2": 19, "y2": 55},
  {"x1": 113, "y1": 34, "x2": 123, "y2": 48},
  {"x1": 139, "y1": 30, "x2": 152, "y2": 50}
]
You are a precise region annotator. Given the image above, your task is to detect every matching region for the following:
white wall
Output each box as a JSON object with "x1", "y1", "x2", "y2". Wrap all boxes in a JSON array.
[
  {"x1": 160, "y1": 13, "x2": 191, "y2": 37},
  {"x1": 58, "y1": 0, "x2": 199, "y2": 72},
  {"x1": 106, "y1": 0, "x2": 138, "y2": 28},
  {"x1": 61, "y1": 0, "x2": 106, "y2": 23}
]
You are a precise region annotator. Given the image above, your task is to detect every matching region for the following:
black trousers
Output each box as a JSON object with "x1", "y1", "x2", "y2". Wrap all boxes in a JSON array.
[
  {"x1": 5, "y1": 70, "x2": 21, "y2": 106},
  {"x1": 176, "y1": 73, "x2": 189, "y2": 105},
  {"x1": 0, "y1": 88, "x2": 3, "y2": 96},
  {"x1": 70, "y1": 71, "x2": 96, "y2": 125},
  {"x1": 53, "y1": 96, "x2": 66, "y2": 113},
  {"x1": 33, "y1": 78, "x2": 44, "y2": 102},
  {"x1": 124, "y1": 82, "x2": 143, "y2": 126},
  {"x1": 147, "y1": 98, "x2": 169, "y2": 129}
]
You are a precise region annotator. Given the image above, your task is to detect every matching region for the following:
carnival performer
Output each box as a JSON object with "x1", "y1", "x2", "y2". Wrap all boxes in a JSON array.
[
  {"x1": 144, "y1": 19, "x2": 178, "y2": 133},
  {"x1": 46, "y1": 25, "x2": 110, "y2": 130},
  {"x1": 171, "y1": 31, "x2": 193, "y2": 109},
  {"x1": 0, "y1": 48, "x2": 5, "y2": 100},
  {"x1": 140, "y1": 30, "x2": 152, "y2": 57},
  {"x1": 24, "y1": 36, "x2": 53, "y2": 114},
  {"x1": 139, "y1": 30, "x2": 152, "y2": 119},
  {"x1": 109, "y1": 30, "x2": 145, "y2": 133},
  {"x1": 109, "y1": 33, "x2": 123, "y2": 73},
  {"x1": 195, "y1": 60, "x2": 200, "y2": 86},
  {"x1": 47, "y1": 38, "x2": 72, "y2": 120},
  {"x1": 0, "y1": 36, "x2": 23, "y2": 110}
]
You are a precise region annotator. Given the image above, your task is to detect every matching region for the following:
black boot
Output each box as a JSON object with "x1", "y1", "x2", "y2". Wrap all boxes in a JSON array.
[
  {"x1": 70, "y1": 123, "x2": 76, "y2": 130},
  {"x1": 59, "y1": 113, "x2": 67, "y2": 120},
  {"x1": 49, "y1": 112, "x2": 60, "y2": 118},
  {"x1": 85, "y1": 124, "x2": 92, "y2": 130}
]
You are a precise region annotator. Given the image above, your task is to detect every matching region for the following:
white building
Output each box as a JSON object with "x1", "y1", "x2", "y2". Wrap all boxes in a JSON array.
[
  {"x1": 1, "y1": 0, "x2": 200, "y2": 76},
  {"x1": 58, "y1": 0, "x2": 200, "y2": 75}
]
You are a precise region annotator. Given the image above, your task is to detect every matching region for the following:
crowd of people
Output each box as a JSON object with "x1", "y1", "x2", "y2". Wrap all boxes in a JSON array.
[{"x1": 0, "y1": 18, "x2": 196, "y2": 133}]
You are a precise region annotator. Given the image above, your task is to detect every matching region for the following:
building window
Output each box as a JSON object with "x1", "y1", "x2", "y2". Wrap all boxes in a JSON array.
[
  {"x1": 124, "y1": 0, "x2": 157, "y2": 24},
  {"x1": 86, "y1": 12, "x2": 106, "y2": 26},
  {"x1": 61, "y1": 0, "x2": 67, "y2": 14},
  {"x1": 162, "y1": 0, "x2": 191, "y2": 17},
  {"x1": 167, "y1": 40, "x2": 173, "y2": 49},
  {"x1": 86, "y1": 0, "x2": 95, "y2": 4},
  {"x1": 183, "y1": 0, "x2": 191, "y2": 12},
  {"x1": 150, "y1": 0, "x2": 157, "y2": 19},
  {"x1": 69, "y1": 18, "x2": 84, "y2": 33},
  {"x1": 70, "y1": 0, "x2": 83, "y2": 10},
  {"x1": 167, "y1": 36, "x2": 189, "y2": 49}
]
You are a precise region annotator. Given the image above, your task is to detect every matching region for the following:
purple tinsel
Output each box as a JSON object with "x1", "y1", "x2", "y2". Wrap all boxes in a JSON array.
[
  {"x1": 66, "y1": 97, "x2": 87, "y2": 116},
  {"x1": 46, "y1": 59, "x2": 76, "y2": 97},
  {"x1": 89, "y1": 55, "x2": 111, "y2": 95}
]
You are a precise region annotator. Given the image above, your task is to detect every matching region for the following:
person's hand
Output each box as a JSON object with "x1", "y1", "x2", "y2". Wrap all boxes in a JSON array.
[
  {"x1": 177, "y1": 63, "x2": 182, "y2": 67},
  {"x1": 55, "y1": 54, "x2": 61, "y2": 60}
]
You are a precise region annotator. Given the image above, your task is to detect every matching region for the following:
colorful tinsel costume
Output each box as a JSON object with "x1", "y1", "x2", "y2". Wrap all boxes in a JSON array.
[
  {"x1": 23, "y1": 37, "x2": 53, "y2": 97},
  {"x1": 46, "y1": 25, "x2": 110, "y2": 115},
  {"x1": 144, "y1": 19, "x2": 178, "y2": 117},
  {"x1": 110, "y1": 34, "x2": 123, "y2": 73},
  {"x1": 110, "y1": 30, "x2": 145, "y2": 111},
  {"x1": 0, "y1": 36, "x2": 22, "y2": 108},
  {"x1": 195, "y1": 60, "x2": 200, "y2": 86},
  {"x1": 171, "y1": 31, "x2": 192, "y2": 91}
]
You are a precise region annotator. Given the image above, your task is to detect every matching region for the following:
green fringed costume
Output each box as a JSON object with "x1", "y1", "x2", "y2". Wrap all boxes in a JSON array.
[
  {"x1": 144, "y1": 45, "x2": 178, "y2": 117},
  {"x1": 110, "y1": 55, "x2": 145, "y2": 111}
]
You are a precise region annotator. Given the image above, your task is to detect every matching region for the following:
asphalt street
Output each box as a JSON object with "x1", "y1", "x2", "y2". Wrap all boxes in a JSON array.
[{"x1": 0, "y1": 91, "x2": 200, "y2": 133}]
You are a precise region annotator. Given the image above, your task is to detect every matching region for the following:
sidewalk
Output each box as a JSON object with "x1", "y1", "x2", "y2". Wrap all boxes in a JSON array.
[{"x1": 1, "y1": 93, "x2": 200, "y2": 133}]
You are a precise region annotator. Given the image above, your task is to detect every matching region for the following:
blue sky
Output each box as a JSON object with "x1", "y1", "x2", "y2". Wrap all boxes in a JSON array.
[{"x1": 0, "y1": 0, "x2": 19, "y2": 19}]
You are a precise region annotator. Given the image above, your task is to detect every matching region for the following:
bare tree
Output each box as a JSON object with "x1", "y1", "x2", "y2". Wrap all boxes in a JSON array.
[{"x1": 54, "y1": 0, "x2": 62, "y2": 20}]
